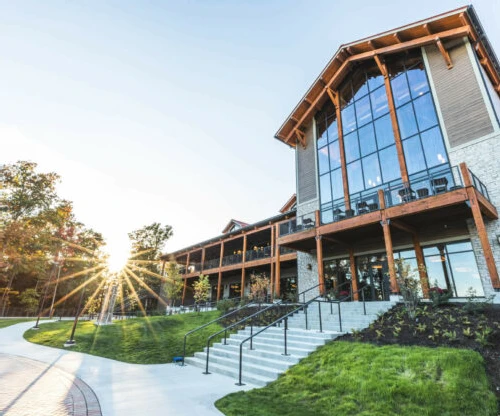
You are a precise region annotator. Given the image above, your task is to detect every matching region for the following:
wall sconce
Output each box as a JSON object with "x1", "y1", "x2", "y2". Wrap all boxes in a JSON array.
[
  {"x1": 307, "y1": 263, "x2": 312, "y2": 270},
  {"x1": 497, "y1": 235, "x2": 500, "y2": 245}
]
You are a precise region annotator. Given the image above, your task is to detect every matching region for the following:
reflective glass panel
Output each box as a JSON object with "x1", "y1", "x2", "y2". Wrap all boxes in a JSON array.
[
  {"x1": 421, "y1": 127, "x2": 448, "y2": 168},
  {"x1": 370, "y1": 86, "x2": 389, "y2": 119},
  {"x1": 327, "y1": 118, "x2": 338, "y2": 143},
  {"x1": 358, "y1": 124, "x2": 377, "y2": 157},
  {"x1": 362, "y1": 153, "x2": 382, "y2": 189},
  {"x1": 379, "y1": 145, "x2": 400, "y2": 182},
  {"x1": 446, "y1": 241, "x2": 473, "y2": 253},
  {"x1": 347, "y1": 160, "x2": 364, "y2": 194},
  {"x1": 319, "y1": 173, "x2": 332, "y2": 205},
  {"x1": 448, "y1": 252, "x2": 484, "y2": 296},
  {"x1": 403, "y1": 136, "x2": 426, "y2": 174},
  {"x1": 413, "y1": 93, "x2": 438, "y2": 131},
  {"x1": 318, "y1": 146, "x2": 330, "y2": 174},
  {"x1": 328, "y1": 140, "x2": 341, "y2": 170},
  {"x1": 355, "y1": 95, "x2": 372, "y2": 127},
  {"x1": 342, "y1": 104, "x2": 357, "y2": 134},
  {"x1": 391, "y1": 73, "x2": 411, "y2": 107},
  {"x1": 424, "y1": 255, "x2": 448, "y2": 290},
  {"x1": 368, "y1": 75, "x2": 385, "y2": 91},
  {"x1": 331, "y1": 169, "x2": 344, "y2": 200},
  {"x1": 397, "y1": 103, "x2": 419, "y2": 139},
  {"x1": 407, "y1": 67, "x2": 429, "y2": 99},
  {"x1": 344, "y1": 131, "x2": 360, "y2": 163},
  {"x1": 374, "y1": 114, "x2": 395, "y2": 149},
  {"x1": 317, "y1": 129, "x2": 328, "y2": 148}
]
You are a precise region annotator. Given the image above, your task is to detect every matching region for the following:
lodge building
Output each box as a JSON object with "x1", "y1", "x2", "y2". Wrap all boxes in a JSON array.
[{"x1": 162, "y1": 5, "x2": 500, "y2": 305}]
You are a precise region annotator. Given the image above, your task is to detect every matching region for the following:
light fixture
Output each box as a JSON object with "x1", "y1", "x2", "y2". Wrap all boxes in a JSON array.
[
  {"x1": 497, "y1": 235, "x2": 500, "y2": 245},
  {"x1": 307, "y1": 263, "x2": 312, "y2": 270}
]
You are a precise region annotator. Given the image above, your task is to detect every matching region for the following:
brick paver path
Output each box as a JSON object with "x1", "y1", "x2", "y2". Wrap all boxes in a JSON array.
[{"x1": 0, "y1": 353, "x2": 101, "y2": 416}]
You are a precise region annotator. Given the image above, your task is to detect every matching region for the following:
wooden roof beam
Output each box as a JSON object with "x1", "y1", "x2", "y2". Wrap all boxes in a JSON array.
[
  {"x1": 391, "y1": 219, "x2": 417, "y2": 235},
  {"x1": 423, "y1": 23, "x2": 433, "y2": 35},
  {"x1": 325, "y1": 87, "x2": 337, "y2": 105},
  {"x1": 295, "y1": 129, "x2": 306, "y2": 148},
  {"x1": 373, "y1": 54, "x2": 388, "y2": 78},
  {"x1": 322, "y1": 235, "x2": 348, "y2": 246},
  {"x1": 436, "y1": 38, "x2": 453, "y2": 69},
  {"x1": 282, "y1": 26, "x2": 470, "y2": 144},
  {"x1": 393, "y1": 32, "x2": 403, "y2": 43}
]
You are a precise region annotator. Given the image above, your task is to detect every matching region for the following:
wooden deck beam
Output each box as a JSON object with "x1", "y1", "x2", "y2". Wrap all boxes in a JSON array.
[
  {"x1": 349, "y1": 248, "x2": 359, "y2": 301},
  {"x1": 436, "y1": 38, "x2": 453, "y2": 69},
  {"x1": 217, "y1": 242, "x2": 224, "y2": 300},
  {"x1": 316, "y1": 236, "x2": 325, "y2": 295}
]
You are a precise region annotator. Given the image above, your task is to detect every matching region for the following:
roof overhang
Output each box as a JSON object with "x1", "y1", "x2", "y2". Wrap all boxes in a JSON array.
[{"x1": 275, "y1": 5, "x2": 500, "y2": 148}]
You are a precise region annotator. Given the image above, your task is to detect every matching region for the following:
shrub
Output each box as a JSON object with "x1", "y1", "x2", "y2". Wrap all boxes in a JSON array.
[
  {"x1": 395, "y1": 259, "x2": 421, "y2": 320},
  {"x1": 429, "y1": 285, "x2": 451, "y2": 307},
  {"x1": 217, "y1": 299, "x2": 236, "y2": 315}
]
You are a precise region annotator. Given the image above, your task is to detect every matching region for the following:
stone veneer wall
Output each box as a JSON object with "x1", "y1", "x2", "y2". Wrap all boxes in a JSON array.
[{"x1": 448, "y1": 132, "x2": 500, "y2": 301}]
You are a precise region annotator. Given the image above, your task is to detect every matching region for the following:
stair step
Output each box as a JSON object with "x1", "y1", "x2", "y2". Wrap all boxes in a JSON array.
[{"x1": 209, "y1": 342, "x2": 307, "y2": 362}]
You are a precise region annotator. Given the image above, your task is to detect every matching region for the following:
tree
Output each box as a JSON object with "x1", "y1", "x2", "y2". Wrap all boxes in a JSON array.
[
  {"x1": 18, "y1": 288, "x2": 39, "y2": 316},
  {"x1": 249, "y1": 273, "x2": 270, "y2": 308},
  {"x1": 162, "y1": 262, "x2": 183, "y2": 307},
  {"x1": 193, "y1": 274, "x2": 210, "y2": 307},
  {"x1": 127, "y1": 222, "x2": 173, "y2": 309}
]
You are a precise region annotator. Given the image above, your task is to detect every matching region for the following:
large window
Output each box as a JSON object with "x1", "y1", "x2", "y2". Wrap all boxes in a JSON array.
[{"x1": 389, "y1": 53, "x2": 449, "y2": 177}]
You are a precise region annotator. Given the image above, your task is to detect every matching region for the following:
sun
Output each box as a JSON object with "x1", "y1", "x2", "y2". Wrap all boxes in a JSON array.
[{"x1": 107, "y1": 250, "x2": 129, "y2": 273}]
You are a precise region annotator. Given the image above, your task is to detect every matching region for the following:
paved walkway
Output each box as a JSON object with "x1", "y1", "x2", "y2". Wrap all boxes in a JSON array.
[{"x1": 0, "y1": 321, "x2": 255, "y2": 416}]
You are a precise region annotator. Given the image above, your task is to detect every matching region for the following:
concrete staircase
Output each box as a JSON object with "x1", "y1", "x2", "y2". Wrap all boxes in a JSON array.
[
  {"x1": 184, "y1": 326, "x2": 339, "y2": 386},
  {"x1": 287, "y1": 300, "x2": 397, "y2": 333},
  {"x1": 184, "y1": 300, "x2": 397, "y2": 387}
]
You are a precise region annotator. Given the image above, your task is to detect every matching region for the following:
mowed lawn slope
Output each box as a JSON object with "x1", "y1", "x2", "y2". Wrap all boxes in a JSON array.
[
  {"x1": 216, "y1": 341, "x2": 497, "y2": 416},
  {"x1": 24, "y1": 311, "x2": 222, "y2": 364}
]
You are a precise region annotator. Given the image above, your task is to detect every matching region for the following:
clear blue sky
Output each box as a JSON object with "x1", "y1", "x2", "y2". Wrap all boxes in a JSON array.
[{"x1": 2, "y1": 1, "x2": 499, "y2": 258}]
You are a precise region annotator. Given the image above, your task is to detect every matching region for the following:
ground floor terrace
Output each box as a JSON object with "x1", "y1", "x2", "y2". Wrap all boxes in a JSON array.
[{"x1": 279, "y1": 163, "x2": 500, "y2": 301}]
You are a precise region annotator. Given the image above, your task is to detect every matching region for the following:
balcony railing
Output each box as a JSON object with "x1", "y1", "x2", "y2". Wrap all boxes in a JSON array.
[
  {"x1": 469, "y1": 168, "x2": 490, "y2": 201},
  {"x1": 245, "y1": 246, "x2": 272, "y2": 262},
  {"x1": 280, "y1": 246, "x2": 296, "y2": 255},
  {"x1": 203, "y1": 258, "x2": 220, "y2": 270},
  {"x1": 221, "y1": 253, "x2": 243, "y2": 266},
  {"x1": 279, "y1": 212, "x2": 316, "y2": 237}
]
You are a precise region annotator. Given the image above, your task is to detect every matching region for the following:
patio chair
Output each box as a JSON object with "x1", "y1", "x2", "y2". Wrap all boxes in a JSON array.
[
  {"x1": 357, "y1": 201, "x2": 369, "y2": 214},
  {"x1": 398, "y1": 187, "x2": 416, "y2": 202},
  {"x1": 416, "y1": 188, "x2": 429, "y2": 198},
  {"x1": 431, "y1": 177, "x2": 448, "y2": 194}
]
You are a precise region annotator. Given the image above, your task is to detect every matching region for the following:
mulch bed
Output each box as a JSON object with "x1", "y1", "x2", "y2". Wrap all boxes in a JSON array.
[{"x1": 339, "y1": 302, "x2": 500, "y2": 405}]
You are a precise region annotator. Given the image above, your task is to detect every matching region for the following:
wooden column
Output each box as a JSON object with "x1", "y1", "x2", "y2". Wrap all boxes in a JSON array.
[
  {"x1": 275, "y1": 243, "x2": 281, "y2": 297},
  {"x1": 349, "y1": 249, "x2": 359, "y2": 301},
  {"x1": 460, "y1": 163, "x2": 500, "y2": 289},
  {"x1": 374, "y1": 56, "x2": 409, "y2": 184},
  {"x1": 270, "y1": 226, "x2": 275, "y2": 300},
  {"x1": 240, "y1": 235, "x2": 247, "y2": 298},
  {"x1": 378, "y1": 190, "x2": 398, "y2": 293},
  {"x1": 413, "y1": 233, "x2": 430, "y2": 298},
  {"x1": 201, "y1": 247, "x2": 206, "y2": 272},
  {"x1": 181, "y1": 253, "x2": 190, "y2": 304},
  {"x1": 217, "y1": 242, "x2": 224, "y2": 301},
  {"x1": 316, "y1": 235, "x2": 325, "y2": 295}
]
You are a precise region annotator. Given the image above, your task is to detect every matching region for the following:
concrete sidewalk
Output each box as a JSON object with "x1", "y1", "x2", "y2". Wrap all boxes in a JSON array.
[{"x1": 0, "y1": 321, "x2": 256, "y2": 416}]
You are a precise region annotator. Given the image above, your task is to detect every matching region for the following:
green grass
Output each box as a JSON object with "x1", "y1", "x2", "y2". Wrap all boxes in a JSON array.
[
  {"x1": 0, "y1": 318, "x2": 40, "y2": 329},
  {"x1": 24, "y1": 311, "x2": 224, "y2": 364},
  {"x1": 215, "y1": 341, "x2": 497, "y2": 416}
]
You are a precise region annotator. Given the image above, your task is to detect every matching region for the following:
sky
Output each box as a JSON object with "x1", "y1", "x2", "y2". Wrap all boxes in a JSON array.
[{"x1": 2, "y1": 0, "x2": 499, "y2": 260}]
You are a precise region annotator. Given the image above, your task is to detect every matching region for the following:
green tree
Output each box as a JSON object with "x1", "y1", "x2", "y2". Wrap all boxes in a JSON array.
[
  {"x1": 162, "y1": 262, "x2": 183, "y2": 308},
  {"x1": 18, "y1": 288, "x2": 39, "y2": 316},
  {"x1": 127, "y1": 223, "x2": 173, "y2": 307},
  {"x1": 193, "y1": 274, "x2": 210, "y2": 307}
]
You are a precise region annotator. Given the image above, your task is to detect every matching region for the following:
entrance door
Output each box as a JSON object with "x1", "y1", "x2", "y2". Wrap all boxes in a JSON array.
[{"x1": 356, "y1": 255, "x2": 390, "y2": 301}]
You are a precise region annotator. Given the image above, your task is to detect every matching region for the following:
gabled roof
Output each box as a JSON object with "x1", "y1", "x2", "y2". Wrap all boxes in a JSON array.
[
  {"x1": 279, "y1": 194, "x2": 297, "y2": 213},
  {"x1": 275, "y1": 5, "x2": 500, "y2": 148},
  {"x1": 221, "y1": 219, "x2": 249, "y2": 234}
]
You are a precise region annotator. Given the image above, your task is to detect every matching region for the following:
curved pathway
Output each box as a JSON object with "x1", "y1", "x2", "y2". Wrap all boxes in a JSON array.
[{"x1": 0, "y1": 321, "x2": 255, "y2": 416}]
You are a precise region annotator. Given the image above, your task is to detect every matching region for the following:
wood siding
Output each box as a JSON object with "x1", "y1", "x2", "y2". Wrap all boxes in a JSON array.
[
  {"x1": 296, "y1": 123, "x2": 317, "y2": 204},
  {"x1": 425, "y1": 40, "x2": 494, "y2": 147}
]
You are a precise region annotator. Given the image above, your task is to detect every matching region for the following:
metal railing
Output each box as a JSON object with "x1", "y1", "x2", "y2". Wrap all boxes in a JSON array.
[
  {"x1": 221, "y1": 253, "x2": 243, "y2": 266},
  {"x1": 279, "y1": 212, "x2": 315, "y2": 237},
  {"x1": 469, "y1": 168, "x2": 490, "y2": 201},
  {"x1": 245, "y1": 246, "x2": 272, "y2": 262},
  {"x1": 203, "y1": 258, "x2": 220, "y2": 270},
  {"x1": 279, "y1": 246, "x2": 295, "y2": 255},
  {"x1": 181, "y1": 300, "x2": 254, "y2": 365}
]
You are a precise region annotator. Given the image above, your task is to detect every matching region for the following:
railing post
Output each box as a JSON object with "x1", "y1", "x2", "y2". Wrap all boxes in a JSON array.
[
  {"x1": 203, "y1": 339, "x2": 211, "y2": 374},
  {"x1": 318, "y1": 301, "x2": 323, "y2": 333},
  {"x1": 250, "y1": 316, "x2": 254, "y2": 350},
  {"x1": 182, "y1": 335, "x2": 187, "y2": 366},
  {"x1": 282, "y1": 317, "x2": 289, "y2": 356},
  {"x1": 337, "y1": 302, "x2": 342, "y2": 333},
  {"x1": 224, "y1": 328, "x2": 228, "y2": 345},
  {"x1": 236, "y1": 343, "x2": 245, "y2": 386},
  {"x1": 330, "y1": 298, "x2": 333, "y2": 314},
  {"x1": 362, "y1": 290, "x2": 366, "y2": 315},
  {"x1": 305, "y1": 304, "x2": 309, "y2": 330}
]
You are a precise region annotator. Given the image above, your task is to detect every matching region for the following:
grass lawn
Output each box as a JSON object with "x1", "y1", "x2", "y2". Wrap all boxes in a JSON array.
[
  {"x1": 0, "y1": 318, "x2": 40, "y2": 329},
  {"x1": 215, "y1": 341, "x2": 497, "y2": 416},
  {"x1": 24, "y1": 311, "x2": 223, "y2": 364}
]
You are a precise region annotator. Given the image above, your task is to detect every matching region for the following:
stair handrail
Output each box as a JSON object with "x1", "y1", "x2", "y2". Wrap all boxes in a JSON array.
[
  {"x1": 235, "y1": 294, "x2": 324, "y2": 386},
  {"x1": 327, "y1": 287, "x2": 367, "y2": 333},
  {"x1": 182, "y1": 300, "x2": 254, "y2": 365},
  {"x1": 297, "y1": 282, "x2": 325, "y2": 304},
  {"x1": 201, "y1": 301, "x2": 285, "y2": 374}
]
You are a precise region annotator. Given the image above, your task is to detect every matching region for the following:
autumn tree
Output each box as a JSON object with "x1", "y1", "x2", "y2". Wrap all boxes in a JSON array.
[{"x1": 249, "y1": 272, "x2": 270, "y2": 309}]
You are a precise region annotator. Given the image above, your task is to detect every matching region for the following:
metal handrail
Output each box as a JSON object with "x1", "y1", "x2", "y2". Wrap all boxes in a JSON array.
[
  {"x1": 327, "y1": 287, "x2": 367, "y2": 333},
  {"x1": 202, "y1": 301, "x2": 284, "y2": 374},
  {"x1": 298, "y1": 282, "x2": 325, "y2": 304},
  {"x1": 181, "y1": 300, "x2": 253, "y2": 365},
  {"x1": 235, "y1": 294, "x2": 323, "y2": 385}
]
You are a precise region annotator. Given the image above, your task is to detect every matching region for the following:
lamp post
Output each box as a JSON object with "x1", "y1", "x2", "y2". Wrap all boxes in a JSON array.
[{"x1": 64, "y1": 274, "x2": 88, "y2": 347}]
